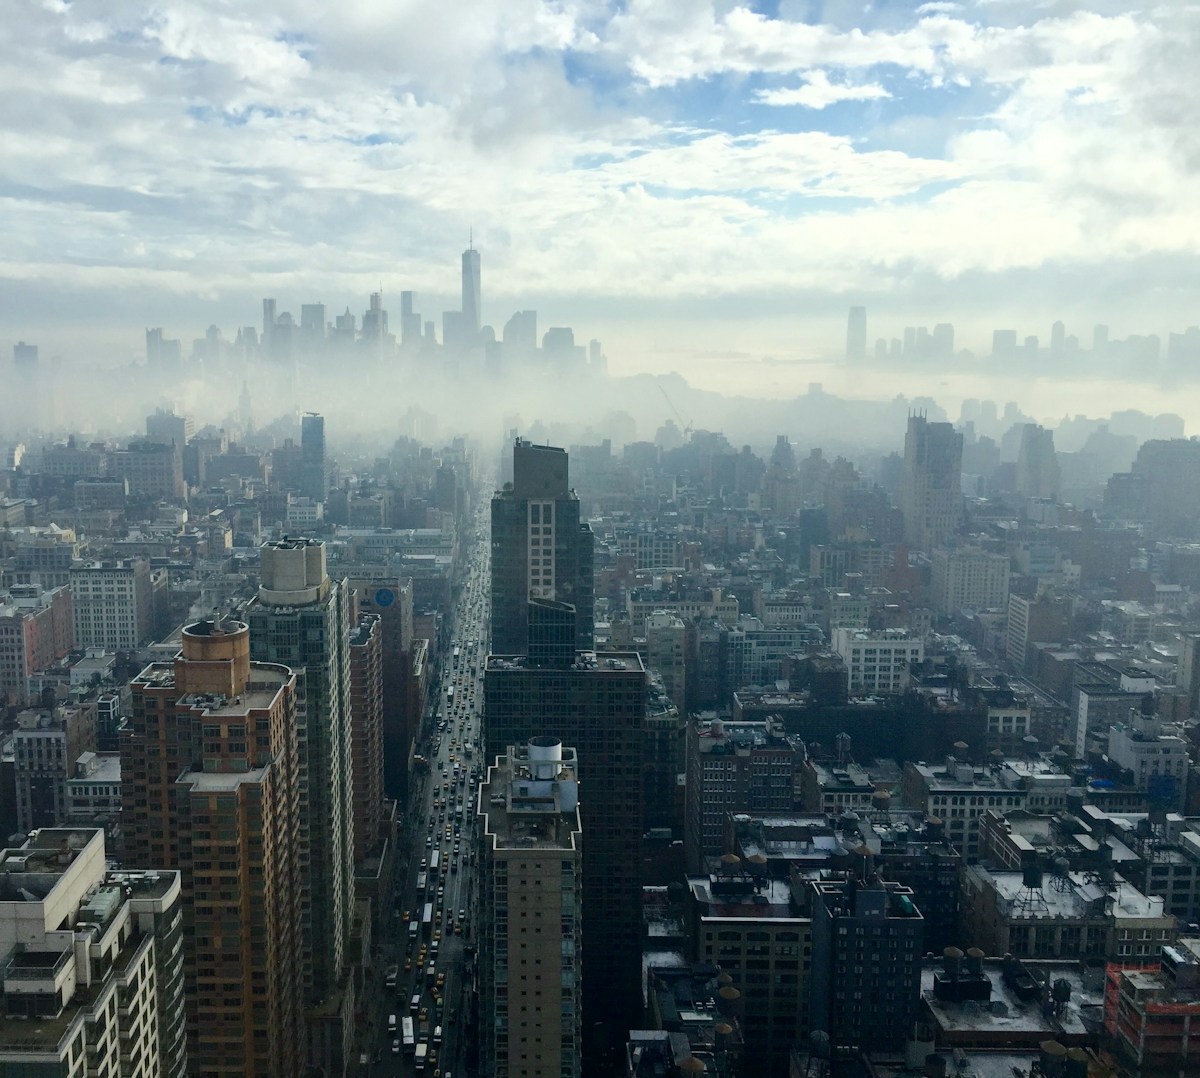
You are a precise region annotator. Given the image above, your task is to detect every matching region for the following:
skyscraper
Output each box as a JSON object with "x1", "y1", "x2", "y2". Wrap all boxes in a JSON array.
[
  {"x1": 246, "y1": 539, "x2": 355, "y2": 1076},
  {"x1": 263, "y1": 297, "x2": 276, "y2": 342},
  {"x1": 478, "y1": 738, "x2": 583, "y2": 1078},
  {"x1": 484, "y1": 635, "x2": 645, "y2": 1073},
  {"x1": 1015, "y1": 422, "x2": 1061, "y2": 500},
  {"x1": 846, "y1": 306, "x2": 867, "y2": 362},
  {"x1": 899, "y1": 415, "x2": 963, "y2": 552},
  {"x1": 125, "y1": 618, "x2": 304, "y2": 1077},
  {"x1": 490, "y1": 439, "x2": 594, "y2": 655},
  {"x1": 300, "y1": 411, "x2": 328, "y2": 502},
  {"x1": 462, "y1": 243, "x2": 481, "y2": 334}
]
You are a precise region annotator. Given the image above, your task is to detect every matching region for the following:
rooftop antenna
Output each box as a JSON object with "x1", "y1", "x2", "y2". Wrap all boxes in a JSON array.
[{"x1": 469, "y1": 226, "x2": 474, "y2": 251}]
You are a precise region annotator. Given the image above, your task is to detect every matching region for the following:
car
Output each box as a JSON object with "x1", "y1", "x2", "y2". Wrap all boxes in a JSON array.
[
  {"x1": 392, "y1": 1038, "x2": 400, "y2": 1055},
  {"x1": 458, "y1": 907, "x2": 466, "y2": 921},
  {"x1": 404, "y1": 957, "x2": 412, "y2": 972},
  {"x1": 425, "y1": 836, "x2": 432, "y2": 848},
  {"x1": 385, "y1": 965, "x2": 398, "y2": 987},
  {"x1": 437, "y1": 885, "x2": 445, "y2": 899},
  {"x1": 402, "y1": 909, "x2": 410, "y2": 922},
  {"x1": 419, "y1": 1007, "x2": 429, "y2": 1023},
  {"x1": 434, "y1": 929, "x2": 441, "y2": 941},
  {"x1": 454, "y1": 922, "x2": 462, "y2": 935}
]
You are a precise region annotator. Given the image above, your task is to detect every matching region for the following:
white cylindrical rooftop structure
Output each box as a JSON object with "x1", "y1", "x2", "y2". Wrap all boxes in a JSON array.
[{"x1": 528, "y1": 736, "x2": 563, "y2": 780}]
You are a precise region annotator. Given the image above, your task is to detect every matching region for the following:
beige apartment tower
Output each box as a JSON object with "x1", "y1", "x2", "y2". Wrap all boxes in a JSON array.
[
  {"x1": 479, "y1": 738, "x2": 583, "y2": 1078},
  {"x1": 125, "y1": 618, "x2": 305, "y2": 1078}
]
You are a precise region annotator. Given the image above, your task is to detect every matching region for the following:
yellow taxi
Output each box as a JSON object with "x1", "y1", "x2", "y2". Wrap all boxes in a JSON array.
[{"x1": 401, "y1": 909, "x2": 410, "y2": 922}]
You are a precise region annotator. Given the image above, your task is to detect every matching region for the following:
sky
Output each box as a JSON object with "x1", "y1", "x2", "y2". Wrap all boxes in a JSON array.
[{"x1": 3, "y1": 1, "x2": 1200, "y2": 408}]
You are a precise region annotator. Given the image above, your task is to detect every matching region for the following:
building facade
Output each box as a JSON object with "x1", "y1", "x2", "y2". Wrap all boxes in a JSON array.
[
  {"x1": 490, "y1": 440, "x2": 594, "y2": 655},
  {"x1": 900, "y1": 416, "x2": 962, "y2": 552},
  {"x1": 245, "y1": 538, "x2": 355, "y2": 1074},
  {"x1": 125, "y1": 619, "x2": 305, "y2": 1077},
  {"x1": 483, "y1": 649, "x2": 644, "y2": 1070},
  {"x1": 478, "y1": 739, "x2": 583, "y2": 1078},
  {"x1": 70, "y1": 559, "x2": 154, "y2": 651},
  {"x1": 0, "y1": 827, "x2": 186, "y2": 1078}
]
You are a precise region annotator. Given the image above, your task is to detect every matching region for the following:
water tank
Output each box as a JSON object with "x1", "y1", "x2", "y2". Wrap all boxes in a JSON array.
[
  {"x1": 1052, "y1": 978, "x2": 1072, "y2": 1003},
  {"x1": 1022, "y1": 860, "x2": 1044, "y2": 889},
  {"x1": 943, "y1": 947, "x2": 963, "y2": 980},
  {"x1": 965, "y1": 947, "x2": 985, "y2": 976},
  {"x1": 1064, "y1": 1048, "x2": 1089, "y2": 1078},
  {"x1": 711, "y1": 719, "x2": 725, "y2": 737},
  {"x1": 527, "y1": 736, "x2": 563, "y2": 780}
]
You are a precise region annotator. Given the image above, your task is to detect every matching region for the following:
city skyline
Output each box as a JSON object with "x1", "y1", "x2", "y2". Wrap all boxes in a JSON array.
[{"x1": 3, "y1": 3, "x2": 1199, "y2": 401}]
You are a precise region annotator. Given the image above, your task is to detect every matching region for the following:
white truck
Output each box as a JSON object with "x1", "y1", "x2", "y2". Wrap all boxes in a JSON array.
[{"x1": 414, "y1": 1042, "x2": 429, "y2": 1071}]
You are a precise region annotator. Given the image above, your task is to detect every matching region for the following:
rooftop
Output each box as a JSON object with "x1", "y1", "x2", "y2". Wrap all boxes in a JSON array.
[{"x1": 486, "y1": 649, "x2": 645, "y2": 674}]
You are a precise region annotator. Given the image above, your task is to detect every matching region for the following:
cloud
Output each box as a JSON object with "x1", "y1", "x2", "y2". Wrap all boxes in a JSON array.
[
  {"x1": 755, "y1": 71, "x2": 891, "y2": 109},
  {"x1": 0, "y1": 0, "x2": 1198, "y2": 367}
]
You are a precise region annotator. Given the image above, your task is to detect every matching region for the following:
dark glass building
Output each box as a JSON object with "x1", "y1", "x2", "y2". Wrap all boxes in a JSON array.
[
  {"x1": 490, "y1": 439, "x2": 593, "y2": 656},
  {"x1": 483, "y1": 638, "x2": 644, "y2": 1075}
]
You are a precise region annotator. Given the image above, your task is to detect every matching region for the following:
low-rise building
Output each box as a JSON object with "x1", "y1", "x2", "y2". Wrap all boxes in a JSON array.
[
  {"x1": 831, "y1": 627, "x2": 923, "y2": 694},
  {"x1": 963, "y1": 864, "x2": 1175, "y2": 962}
]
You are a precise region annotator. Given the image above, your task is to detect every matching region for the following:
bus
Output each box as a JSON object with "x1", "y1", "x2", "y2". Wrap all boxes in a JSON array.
[
  {"x1": 415, "y1": 871, "x2": 427, "y2": 897},
  {"x1": 446, "y1": 686, "x2": 455, "y2": 702},
  {"x1": 402, "y1": 1016, "x2": 416, "y2": 1053},
  {"x1": 453, "y1": 646, "x2": 461, "y2": 662},
  {"x1": 429, "y1": 850, "x2": 440, "y2": 874},
  {"x1": 422, "y1": 903, "x2": 433, "y2": 934}
]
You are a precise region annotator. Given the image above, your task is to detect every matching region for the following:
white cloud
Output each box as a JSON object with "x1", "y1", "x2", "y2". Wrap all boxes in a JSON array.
[
  {"x1": 755, "y1": 71, "x2": 891, "y2": 109},
  {"x1": 0, "y1": 0, "x2": 1198, "y2": 360}
]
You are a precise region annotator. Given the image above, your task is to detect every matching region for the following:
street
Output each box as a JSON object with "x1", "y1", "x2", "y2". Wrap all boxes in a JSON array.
[{"x1": 363, "y1": 503, "x2": 491, "y2": 1077}]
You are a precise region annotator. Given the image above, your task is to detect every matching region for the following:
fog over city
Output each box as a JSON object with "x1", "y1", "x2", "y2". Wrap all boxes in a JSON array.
[{"x1": 4, "y1": 1, "x2": 1200, "y2": 428}]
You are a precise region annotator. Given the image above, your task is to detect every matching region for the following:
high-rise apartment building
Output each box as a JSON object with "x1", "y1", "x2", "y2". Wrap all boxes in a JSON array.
[
  {"x1": 246, "y1": 538, "x2": 355, "y2": 1075},
  {"x1": 846, "y1": 306, "x2": 867, "y2": 361},
  {"x1": 491, "y1": 440, "x2": 594, "y2": 655},
  {"x1": 0, "y1": 827, "x2": 187, "y2": 1077},
  {"x1": 348, "y1": 612, "x2": 383, "y2": 860},
  {"x1": 125, "y1": 619, "x2": 304, "y2": 1076},
  {"x1": 462, "y1": 244, "x2": 481, "y2": 334},
  {"x1": 300, "y1": 412, "x2": 329, "y2": 502},
  {"x1": 70, "y1": 558, "x2": 154, "y2": 650},
  {"x1": 478, "y1": 738, "x2": 583, "y2": 1078},
  {"x1": 483, "y1": 644, "x2": 644, "y2": 1071},
  {"x1": 339, "y1": 571, "x2": 415, "y2": 799},
  {"x1": 899, "y1": 415, "x2": 962, "y2": 551}
]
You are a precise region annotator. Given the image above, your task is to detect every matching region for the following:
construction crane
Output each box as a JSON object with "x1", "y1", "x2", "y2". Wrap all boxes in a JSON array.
[{"x1": 656, "y1": 380, "x2": 693, "y2": 441}]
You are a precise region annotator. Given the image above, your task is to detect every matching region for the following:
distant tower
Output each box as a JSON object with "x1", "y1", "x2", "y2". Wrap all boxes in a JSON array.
[
  {"x1": 1050, "y1": 320, "x2": 1066, "y2": 358},
  {"x1": 462, "y1": 242, "x2": 482, "y2": 335},
  {"x1": 263, "y1": 298, "x2": 277, "y2": 342},
  {"x1": 1015, "y1": 423, "x2": 1060, "y2": 501},
  {"x1": 239, "y1": 380, "x2": 254, "y2": 434},
  {"x1": 900, "y1": 415, "x2": 963, "y2": 552},
  {"x1": 300, "y1": 412, "x2": 327, "y2": 502},
  {"x1": 846, "y1": 307, "x2": 867, "y2": 362}
]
